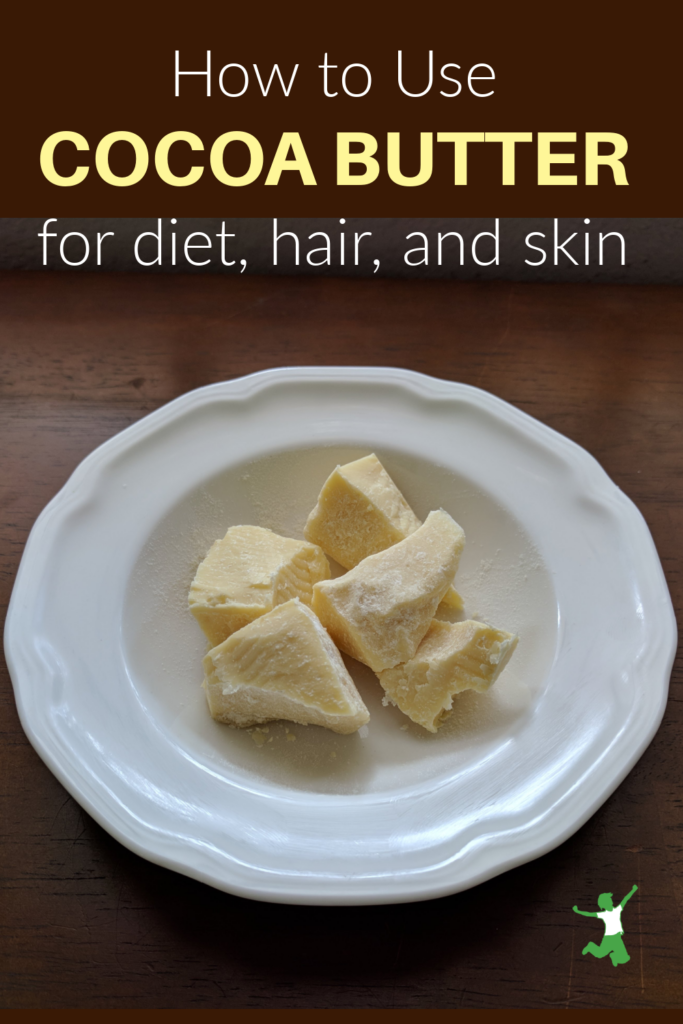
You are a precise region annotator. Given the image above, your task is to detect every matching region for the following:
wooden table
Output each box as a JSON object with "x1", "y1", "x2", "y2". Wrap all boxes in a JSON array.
[{"x1": 1, "y1": 270, "x2": 681, "y2": 1009}]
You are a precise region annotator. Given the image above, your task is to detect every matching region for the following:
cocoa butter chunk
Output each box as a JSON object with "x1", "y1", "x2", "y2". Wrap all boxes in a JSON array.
[
  {"x1": 311, "y1": 509, "x2": 465, "y2": 674},
  {"x1": 304, "y1": 453, "x2": 463, "y2": 610},
  {"x1": 189, "y1": 525, "x2": 330, "y2": 647},
  {"x1": 304, "y1": 453, "x2": 422, "y2": 568},
  {"x1": 378, "y1": 619, "x2": 519, "y2": 733},
  {"x1": 202, "y1": 599, "x2": 370, "y2": 734}
]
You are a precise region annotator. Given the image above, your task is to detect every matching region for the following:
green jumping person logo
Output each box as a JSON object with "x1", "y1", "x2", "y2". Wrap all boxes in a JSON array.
[{"x1": 572, "y1": 885, "x2": 638, "y2": 966}]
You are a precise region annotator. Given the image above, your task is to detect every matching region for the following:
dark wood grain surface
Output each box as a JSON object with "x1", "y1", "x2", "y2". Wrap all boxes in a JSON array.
[{"x1": 1, "y1": 270, "x2": 681, "y2": 1009}]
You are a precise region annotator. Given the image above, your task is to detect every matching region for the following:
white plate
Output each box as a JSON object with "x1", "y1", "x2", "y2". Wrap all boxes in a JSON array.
[{"x1": 5, "y1": 368, "x2": 676, "y2": 905}]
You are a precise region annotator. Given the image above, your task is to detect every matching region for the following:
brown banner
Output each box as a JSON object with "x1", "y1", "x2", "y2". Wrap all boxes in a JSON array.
[{"x1": 3, "y1": 1, "x2": 680, "y2": 216}]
